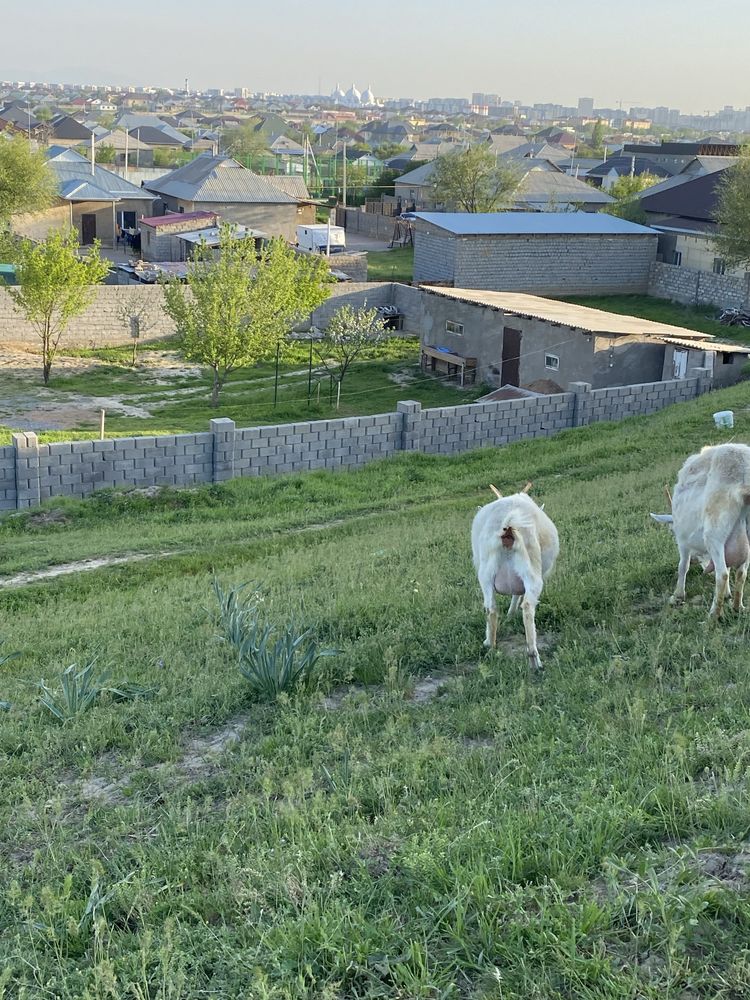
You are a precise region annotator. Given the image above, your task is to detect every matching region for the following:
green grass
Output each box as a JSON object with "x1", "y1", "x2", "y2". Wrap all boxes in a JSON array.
[
  {"x1": 0, "y1": 337, "x2": 482, "y2": 444},
  {"x1": 565, "y1": 294, "x2": 743, "y2": 341},
  {"x1": 368, "y1": 247, "x2": 414, "y2": 283},
  {"x1": 2, "y1": 382, "x2": 750, "y2": 997}
]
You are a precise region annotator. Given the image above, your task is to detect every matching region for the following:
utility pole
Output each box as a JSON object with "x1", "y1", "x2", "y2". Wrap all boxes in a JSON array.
[{"x1": 342, "y1": 140, "x2": 347, "y2": 207}]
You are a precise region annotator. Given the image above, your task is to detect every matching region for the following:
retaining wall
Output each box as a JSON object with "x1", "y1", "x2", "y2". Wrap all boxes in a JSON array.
[{"x1": 0, "y1": 372, "x2": 711, "y2": 511}]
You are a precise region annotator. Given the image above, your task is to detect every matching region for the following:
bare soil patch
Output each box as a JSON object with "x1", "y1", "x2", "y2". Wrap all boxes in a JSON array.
[{"x1": 0, "y1": 551, "x2": 173, "y2": 589}]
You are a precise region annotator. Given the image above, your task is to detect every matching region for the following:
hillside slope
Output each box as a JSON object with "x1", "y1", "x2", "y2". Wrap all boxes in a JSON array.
[{"x1": 1, "y1": 382, "x2": 750, "y2": 998}]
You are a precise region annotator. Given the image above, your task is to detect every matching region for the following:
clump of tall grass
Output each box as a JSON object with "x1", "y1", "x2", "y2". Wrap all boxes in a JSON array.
[
  {"x1": 37, "y1": 661, "x2": 154, "y2": 721},
  {"x1": 213, "y1": 580, "x2": 336, "y2": 697}
]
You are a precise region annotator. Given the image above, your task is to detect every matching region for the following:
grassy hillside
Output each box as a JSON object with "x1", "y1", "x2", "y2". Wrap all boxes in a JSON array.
[{"x1": 1, "y1": 382, "x2": 750, "y2": 998}]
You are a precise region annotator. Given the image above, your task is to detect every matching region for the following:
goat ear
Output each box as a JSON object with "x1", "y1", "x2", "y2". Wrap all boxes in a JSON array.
[{"x1": 650, "y1": 513, "x2": 674, "y2": 525}]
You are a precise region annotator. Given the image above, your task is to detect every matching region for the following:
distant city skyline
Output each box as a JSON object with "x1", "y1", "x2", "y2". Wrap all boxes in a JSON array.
[{"x1": 1, "y1": 0, "x2": 748, "y2": 114}]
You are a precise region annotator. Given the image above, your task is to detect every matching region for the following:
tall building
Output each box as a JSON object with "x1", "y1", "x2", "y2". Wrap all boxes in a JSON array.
[{"x1": 578, "y1": 97, "x2": 594, "y2": 116}]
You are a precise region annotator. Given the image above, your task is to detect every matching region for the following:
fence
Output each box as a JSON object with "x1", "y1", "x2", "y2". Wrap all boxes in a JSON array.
[
  {"x1": 0, "y1": 371, "x2": 711, "y2": 511},
  {"x1": 648, "y1": 260, "x2": 750, "y2": 311}
]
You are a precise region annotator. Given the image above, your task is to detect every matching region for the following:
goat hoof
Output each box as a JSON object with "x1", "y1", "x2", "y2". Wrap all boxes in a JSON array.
[
  {"x1": 528, "y1": 653, "x2": 543, "y2": 672},
  {"x1": 668, "y1": 594, "x2": 685, "y2": 606}
]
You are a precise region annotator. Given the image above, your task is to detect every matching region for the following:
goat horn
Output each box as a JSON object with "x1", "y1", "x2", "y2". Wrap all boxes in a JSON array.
[
  {"x1": 521, "y1": 481, "x2": 532, "y2": 494},
  {"x1": 489, "y1": 484, "x2": 503, "y2": 498},
  {"x1": 664, "y1": 485, "x2": 673, "y2": 510}
]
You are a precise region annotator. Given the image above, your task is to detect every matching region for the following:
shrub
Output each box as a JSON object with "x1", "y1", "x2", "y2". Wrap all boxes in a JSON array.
[{"x1": 213, "y1": 580, "x2": 336, "y2": 698}]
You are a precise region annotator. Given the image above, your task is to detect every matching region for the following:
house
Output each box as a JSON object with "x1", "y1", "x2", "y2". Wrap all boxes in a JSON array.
[
  {"x1": 95, "y1": 129, "x2": 153, "y2": 168},
  {"x1": 414, "y1": 285, "x2": 750, "y2": 390},
  {"x1": 585, "y1": 155, "x2": 673, "y2": 190},
  {"x1": 11, "y1": 147, "x2": 156, "y2": 246},
  {"x1": 412, "y1": 212, "x2": 657, "y2": 294},
  {"x1": 622, "y1": 139, "x2": 740, "y2": 174},
  {"x1": 637, "y1": 168, "x2": 738, "y2": 274},
  {"x1": 48, "y1": 114, "x2": 94, "y2": 147},
  {"x1": 392, "y1": 161, "x2": 612, "y2": 213},
  {"x1": 144, "y1": 154, "x2": 313, "y2": 240}
]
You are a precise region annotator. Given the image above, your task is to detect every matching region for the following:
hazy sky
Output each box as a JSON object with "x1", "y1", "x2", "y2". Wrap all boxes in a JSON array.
[{"x1": 1, "y1": 0, "x2": 747, "y2": 112}]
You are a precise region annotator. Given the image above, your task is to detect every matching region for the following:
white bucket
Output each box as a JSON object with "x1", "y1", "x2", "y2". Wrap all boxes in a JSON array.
[{"x1": 713, "y1": 410, "x2": 734, "y2": 429}]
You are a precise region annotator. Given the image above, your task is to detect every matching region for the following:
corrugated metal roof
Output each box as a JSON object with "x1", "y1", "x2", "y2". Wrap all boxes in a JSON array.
[
  {"x1": 140, "y1": 211, "x2": 217, "y2": 228},
  {"x1": 655, "y1": 336, "x2": 750, "y2": 354},
  {"x1": 414, "y1": 211, "x2": 654, "y2": 235},
  {"x1": 48, "y1": 148, "x2": 156, "y2": 202},
  {"x1": 264, "y1": 175, "x2": 312, "y2": 199},
  {"x1": 421, "y1": 287, "x2": 727, "y2": 341},
  {"x1": 515, "y1": 169, "x2": 614, "y2": 204},
  {"x1": 145, "y1": 155, "x2": 297, "y2": 204}
]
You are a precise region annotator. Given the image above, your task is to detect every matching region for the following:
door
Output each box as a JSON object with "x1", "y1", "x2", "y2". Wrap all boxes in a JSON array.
[
  {"x1": 81, "y1": 213, "x2": 97, "y2": 245},
  {"x1": 501, "y1": 327, "x2": 522, "y2": 386},
  {"x1": 672, "y1": 348, "x2": 688, "y2": 379}
]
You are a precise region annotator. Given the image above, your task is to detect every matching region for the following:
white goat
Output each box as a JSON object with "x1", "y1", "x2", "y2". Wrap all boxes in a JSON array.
[
  {"x1": 651, "y1": 443, "x2": 750, "y2": 618},
  {"x1": 472, "y1": 486, "x2": 559, "y2": 669}
]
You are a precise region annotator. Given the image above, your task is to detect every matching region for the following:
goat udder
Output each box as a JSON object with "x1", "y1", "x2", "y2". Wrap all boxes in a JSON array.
[{"x1": 494, "y1": 567, "x2": 525, "y2": 595}]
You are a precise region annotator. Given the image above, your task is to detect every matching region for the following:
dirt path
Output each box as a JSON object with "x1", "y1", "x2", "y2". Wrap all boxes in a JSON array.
[{"x1": 0, "y1": 551, "x2": 175, "y2": 589}]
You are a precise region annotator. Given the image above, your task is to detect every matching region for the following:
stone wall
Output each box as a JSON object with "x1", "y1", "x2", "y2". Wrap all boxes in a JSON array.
[
  {"x1": 0, "y1": 374, "x2": 710, "y2": 511},
  {"x1": 647, "y1": 260, "x2": 750, "y2": 311},
  {"x1": 414, "y1": 228, "x2": 658, "y2": 294}
]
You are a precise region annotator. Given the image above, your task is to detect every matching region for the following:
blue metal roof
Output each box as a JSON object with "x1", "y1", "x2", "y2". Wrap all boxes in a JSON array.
[{"x1": 414, "y1": 211, "x2": 655, "y2": 236}]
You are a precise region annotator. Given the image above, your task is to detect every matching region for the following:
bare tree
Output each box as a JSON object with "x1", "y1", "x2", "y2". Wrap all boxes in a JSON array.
[
  {"x1": 115, "y1": 287, "x2": 163, "y2": 366},
  {"x1": 315, "y1": 303, "x2": 387, "y2": 408}
]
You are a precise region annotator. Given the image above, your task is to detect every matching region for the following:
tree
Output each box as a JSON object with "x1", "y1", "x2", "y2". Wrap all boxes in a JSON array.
[
  {"x1": 8, "y1": 229, "x2": 110, "y2": 384},
  {"x1": 713, "y1": 149, "x2": 750, "y2": 270},
  {"x1": 220, "y1": 125, "x2": 269, "y2": 167},
  {"x1": 590, "y1": 118, "x2": 605, "y2": 153},
  {"x1": 95, "y1": 144, "x2": 116, "y2": 164},
  {"x1": 314, "y1": 304, "x2": 387, "y2": 406},
  {"x1": 431, "y1": 146, "x2": 521, "y2": 213},
  {"x1": 603, "y1": 173, "x2": 661, "y2": 223},
  {"x1": 0, "y1": 134, "x2": 56, "y2": 226},
  {"x1": 115, "y1": 287, "x2": 162, "y2": 366},
  {"x1": 162, "y1": 227, "x2": 331, "y2": 407},
  {"x1": 373, "y1": 142, "x2": 407, "y2": 161}
]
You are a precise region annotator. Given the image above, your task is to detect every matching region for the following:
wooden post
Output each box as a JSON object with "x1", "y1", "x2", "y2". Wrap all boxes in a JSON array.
[
  {"x1": 336, "y1": 379, "x2": 341, "y2": 410},
  {"x1": 99, "y1": 409, "x2": 106, "y2": 441}
]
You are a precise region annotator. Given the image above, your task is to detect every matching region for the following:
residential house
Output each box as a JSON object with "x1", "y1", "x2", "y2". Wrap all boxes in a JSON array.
[
  {"x1": 95, "y1": 129, "x2": 153, "y2": 167},
  {"x1": 11, "y1": 147, "x2": 155, "y2": 245},
  {"x1": 585, "y1": 155, "x2": 673, "y2": 190},
  {"x1": 414, "y1": 285, "x2": 750, "y2": 390},
  {"x1": 144, "y1": 154, "x2": 312, "y2": 240},
  {"x1": 412, "y1": 212, "x2": 657, "y2": 295},
  {"x1": 637, "y1": 167, "x2": 738, "y2": 274},
  {"x1": 48, "y1": 114, "x2": 94, "y2": 148},
  {"x1": 392, "y1": 160, "x2": 612, "y2": 213}
]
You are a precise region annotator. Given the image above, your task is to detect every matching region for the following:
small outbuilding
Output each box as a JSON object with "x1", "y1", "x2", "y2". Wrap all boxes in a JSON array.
[
  {"x1": 415, "y1": 286, "x2": 750, "y2": 389},
  {"x1": 412, "y1": 212, "x2": 658, "y2": 295}
]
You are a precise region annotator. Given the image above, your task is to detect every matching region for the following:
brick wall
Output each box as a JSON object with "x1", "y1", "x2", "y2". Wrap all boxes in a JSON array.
[
  {"x1": 648, "y1": 260, "x2": 750, "y2": 311},
  {"x1": 0, "y1": 374, "x2": 710, "y2": 511},
  {"x1": 413, "y1": 229, "x2": 658, "y2": 294}
]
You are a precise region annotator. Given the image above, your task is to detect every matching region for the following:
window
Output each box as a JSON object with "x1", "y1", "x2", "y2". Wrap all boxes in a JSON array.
[
  {"x1": 544, "y1": 353, "x2": 560, "y2": 371},
  {"x1": 445, "y1": 320, "x2": 464, "y2": 335},
  {"x1": 673, "y1": 251, "x2": 682, "y2": 266},
  {"x1": 720, "y1": 352, "x2": 734, "y2": 365},
  {"x1": 713, "y1": 257, "x2": 727, "y2": 275}
]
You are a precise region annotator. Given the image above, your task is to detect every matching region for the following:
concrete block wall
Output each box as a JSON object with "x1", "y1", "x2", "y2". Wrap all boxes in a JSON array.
[
  {"x1": 0, "y1": 445, "x2": 18, "y2": 511},
  {"x1": 234, "y1": 413, "x2": 403, "y2": 476},
  {"x1": 0, "y1": 286, "x2": 176, "y2": 347},
  {"x1": 589, "y1": 377, "x2": 700, "y2": 423},
  {"x1": 0, "y1": 375, "x2": 708, "y2": 511},
  {"x1": 648, "y1": 260, "x2": 750, "y2": 311},
  {"x1": 34, "y1": 433, "x2": 214, "y2": 502},
  {"x1": 413, "y1": 230, "x2": 657, "y2": 294},
  {"x1": 420, "y1": 393, "x2": 576, "y2": 455}
]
